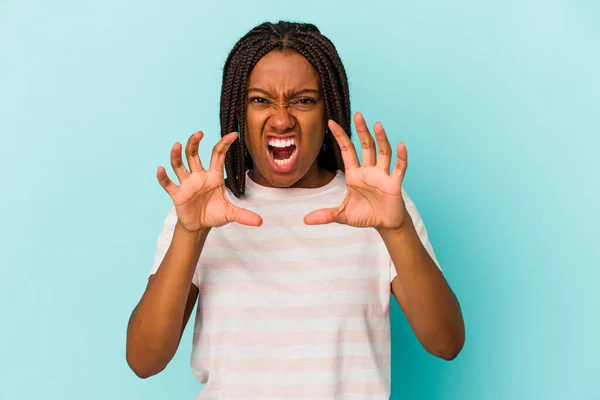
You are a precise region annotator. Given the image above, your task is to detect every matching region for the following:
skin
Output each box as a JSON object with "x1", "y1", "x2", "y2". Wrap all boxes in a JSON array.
[
  {"x1": 244, "y1": 50, "x2": 335, "y2": 189},
  {"x1": 126, "y1": 50, "x2": 464, "y2": 379},
  {"x1": 306, "y1": 117, "x2": 465, "y2": 360}
]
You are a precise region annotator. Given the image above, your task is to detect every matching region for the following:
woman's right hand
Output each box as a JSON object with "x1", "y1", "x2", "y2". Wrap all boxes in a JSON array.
[{"x1": 157, "y1": 131, "x2": 262, "y2": 233}]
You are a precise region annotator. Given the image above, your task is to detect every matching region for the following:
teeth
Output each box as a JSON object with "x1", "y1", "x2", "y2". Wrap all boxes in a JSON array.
[{"x1": 268, "y1": 138, "x2": 296, "y2": 148}]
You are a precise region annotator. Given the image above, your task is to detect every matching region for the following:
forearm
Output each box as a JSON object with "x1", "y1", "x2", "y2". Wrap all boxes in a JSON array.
[
  {"x1": 378, "y1": 219, "x2": 464, "y2": 359},
  {"x1": 126, "y1": 223, "x2": 209, "y2": 375}
]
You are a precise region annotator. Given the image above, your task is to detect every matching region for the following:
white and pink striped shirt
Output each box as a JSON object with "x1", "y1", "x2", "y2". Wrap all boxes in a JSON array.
[{"x1": 150, "y1": 170, "x2": 440, "y2": 400}]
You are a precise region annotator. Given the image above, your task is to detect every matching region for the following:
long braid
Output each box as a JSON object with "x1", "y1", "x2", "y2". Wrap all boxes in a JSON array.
[
  {"x1": 293, "y1": 43, "x2": 339, "y2": 171},
  {"x1": 294, "y1": 38, "x2": 346, "y2": 171},
  {"x1": 220, "y1": 21, "x2": 351, "y2": 197},
  {"x1": 305, "y1": 31, "x2": 351, "y2": 122},
  {"x1": 227, "y1": 41, "x2": 278, "y2": 196}
]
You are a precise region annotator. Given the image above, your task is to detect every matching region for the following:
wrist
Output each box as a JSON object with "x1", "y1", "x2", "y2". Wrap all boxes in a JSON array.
[
  {"x1": 175, "y1": 221, "x2": 211, "y2": 241},
  {"x1": 375, "y1": 215, "x2": 415, "y2": 238}
]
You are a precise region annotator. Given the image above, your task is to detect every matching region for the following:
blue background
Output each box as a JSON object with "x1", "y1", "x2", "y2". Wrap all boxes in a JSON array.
[{"x1": 1, "y1": 1, "x2": 598, "y2": 399}]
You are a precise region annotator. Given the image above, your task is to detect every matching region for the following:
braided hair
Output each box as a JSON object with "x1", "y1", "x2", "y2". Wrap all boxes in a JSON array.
[{"x1": 220, "y1": 21, "x2": 351, "y2": 197}]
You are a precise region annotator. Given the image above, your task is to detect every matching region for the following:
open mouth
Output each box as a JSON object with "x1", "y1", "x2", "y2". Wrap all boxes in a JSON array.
[{"x1": 267, "y1": 137, "x2": 298, "y2": 172}]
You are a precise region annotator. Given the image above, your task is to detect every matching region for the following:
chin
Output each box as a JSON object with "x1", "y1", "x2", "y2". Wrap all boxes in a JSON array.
[
  {"x1": 250, "y1": 160, "x2": 309, "y2": 188},
  {"x1": 262, "y1": 169, "x2": 304, "y2": 188}
]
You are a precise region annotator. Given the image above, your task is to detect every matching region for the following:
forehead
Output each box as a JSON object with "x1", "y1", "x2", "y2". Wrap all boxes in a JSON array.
[{"x1": 247, "y1": 51, "x2": 320, "y2": 91}]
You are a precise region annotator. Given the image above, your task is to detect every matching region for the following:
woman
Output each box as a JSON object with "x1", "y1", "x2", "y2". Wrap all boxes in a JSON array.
[{"x1": 126, "y1": 21, "x2": 464, "y2": 399}]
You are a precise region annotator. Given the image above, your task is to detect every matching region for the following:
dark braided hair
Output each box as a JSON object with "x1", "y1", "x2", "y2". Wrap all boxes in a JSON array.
[{"x1": 220, "y1": 21, "x2": 351, "y2": 197}]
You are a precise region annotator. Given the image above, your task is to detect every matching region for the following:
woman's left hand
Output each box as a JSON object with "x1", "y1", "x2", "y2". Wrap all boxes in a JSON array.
[{"x1": 304, "y1": 112, "x2": 410, "y2": 232}]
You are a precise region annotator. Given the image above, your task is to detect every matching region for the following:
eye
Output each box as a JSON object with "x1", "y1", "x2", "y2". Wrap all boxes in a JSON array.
[
  {"x1": 249, "y1": 96, "x2": 268, "y2": 104},
  {"x1": 296, "y1": 98, "x2": 316, "y2": 105}
]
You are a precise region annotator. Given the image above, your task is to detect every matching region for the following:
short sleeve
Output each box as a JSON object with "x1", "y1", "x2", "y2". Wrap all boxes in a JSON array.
[
  {"x1": 148, "y1": 207, "x2": 201, "y2": 288},
  {"x1": 390, "y1": 189, "x2": 441, "y2": 282}
]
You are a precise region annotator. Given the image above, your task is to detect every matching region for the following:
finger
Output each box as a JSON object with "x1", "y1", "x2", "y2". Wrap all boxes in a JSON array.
[
  {"x1": 229, "y1": 206, "x2": 263, "y2": 227},
  {"x1": 373, "y1": 122, "x2": 392, "y2": 173},
  {"x1": 185, "y1": 131, "x2": 205, "y2": 172},
  {"x1": 327, "y1": 120, "x2": 360, "y2": 170},
  {"x1": 354, "y1": 112, "x2": 376, "y2": 167},
  {"x1": 304, "y1": 208, "x2": 338, "y2": 225},
  {"x1": 209, "y1": 131, "x2": 238, "y2": 172},
  {"x1": 170, "y1": 142, "x2": 190, "y2": 182},
  {"x1": 391, "y1": 142, "x2": 408, "y2": 182},
  {"x1": 156, "y1": 166, "x2": 178, "y2": 198}
]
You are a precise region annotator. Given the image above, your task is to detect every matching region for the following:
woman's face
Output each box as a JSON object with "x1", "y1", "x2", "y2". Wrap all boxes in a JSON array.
[{"x1": 244, "y1": 50, "x2": 332, "y2": 188}]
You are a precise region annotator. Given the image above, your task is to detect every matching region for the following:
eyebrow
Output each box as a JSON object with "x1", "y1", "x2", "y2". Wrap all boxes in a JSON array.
[{"x1": 247, "y1": 88, "x2": 321, "y2": 97}]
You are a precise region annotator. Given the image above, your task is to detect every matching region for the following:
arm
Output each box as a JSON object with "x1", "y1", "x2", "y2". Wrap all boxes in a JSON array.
[
  {"x1": 126, "y1": 130, "x2": 262, "y2": 378},
  {"x1": 379, "y1": 218, "x2": 464, "y2": 360},
  {"x1": 303, "y1": 115, "x2": 465, "y2": 360},
  {"x1": 126, "y1": 223, "x2": 209, "y2": 378}
]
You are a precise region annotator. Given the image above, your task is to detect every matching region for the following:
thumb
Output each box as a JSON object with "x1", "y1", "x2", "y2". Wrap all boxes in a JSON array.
[
  {"x1": 229, "y1": 205, "x2": 263, "y2": 227},
  {"x1": 304, "y1": 208, "x2": 338, "y2": 225}
]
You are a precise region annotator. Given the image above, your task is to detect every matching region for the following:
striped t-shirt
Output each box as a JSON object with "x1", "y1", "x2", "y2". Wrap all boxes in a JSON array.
[{"x1": 150, "y1": 170, "x2": 439, "y2": 400}]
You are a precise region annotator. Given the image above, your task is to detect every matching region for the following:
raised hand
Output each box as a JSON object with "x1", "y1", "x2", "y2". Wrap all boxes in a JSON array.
[
  {"x1": 304, "y1": 112, "x2": 409, "y2": 231},
  {"x1": 157, "y1": 131, "x2": 262, "y2": 232}
]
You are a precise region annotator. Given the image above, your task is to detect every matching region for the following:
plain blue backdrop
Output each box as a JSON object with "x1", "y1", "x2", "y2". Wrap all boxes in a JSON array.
[{"x1": 1, "y1": 1, "x2": 598, "y2": 399}]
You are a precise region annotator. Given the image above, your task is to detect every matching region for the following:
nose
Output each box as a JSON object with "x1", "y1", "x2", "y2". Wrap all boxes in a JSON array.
[{"x1": 268, "y1": 105, "x2": 296, "y2": 133}]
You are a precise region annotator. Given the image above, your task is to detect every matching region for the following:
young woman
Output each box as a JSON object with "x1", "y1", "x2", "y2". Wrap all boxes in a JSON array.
[{"x1": 127, "y1": 21, "x2": 464, "y2": 399}]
